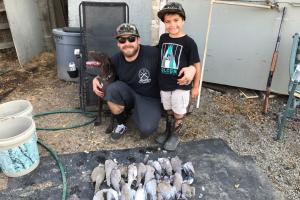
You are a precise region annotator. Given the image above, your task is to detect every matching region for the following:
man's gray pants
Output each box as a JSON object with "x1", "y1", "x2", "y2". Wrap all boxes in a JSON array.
[{"x1": 104, "y1": 81, "x2": 162, "y2": 137}]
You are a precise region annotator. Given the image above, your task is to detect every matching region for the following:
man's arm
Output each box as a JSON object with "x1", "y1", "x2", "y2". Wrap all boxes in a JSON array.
[
  {"x1": 177, "y1": 65, "x2": 196, "y2": 85},
  {"x1": 92, "y1": 77, "x2": 104, "y2": 98},
  {"x1": 191, "y1": 62, "x2": 201, "y2": 98}
]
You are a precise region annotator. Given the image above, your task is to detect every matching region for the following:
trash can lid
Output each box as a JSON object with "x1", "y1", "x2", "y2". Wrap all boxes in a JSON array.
[
  {"x1": 52, "y1": 28, "x2": 81, "y2": 37},
  {"x1": 63, "y1": 27, "x2": 81, "y2": 33}
]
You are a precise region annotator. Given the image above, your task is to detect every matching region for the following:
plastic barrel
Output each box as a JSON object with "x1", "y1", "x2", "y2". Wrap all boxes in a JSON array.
[
  {"x1": 52, "y1": 28, "x2": 82, "y2": 82},
  {"x1": 0, "y1": 100, "x2": 33, "y2": 119},
  {"x1": 0, "y1": 117, "x2": 39, "y2": 177}
]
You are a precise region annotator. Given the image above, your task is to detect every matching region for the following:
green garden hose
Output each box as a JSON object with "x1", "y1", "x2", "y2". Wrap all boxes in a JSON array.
[
  {"x1": 34, "y1": 109, "x2": 98, "y2": 200},
  {"x1": 37, "y1": 139, "x2": 67, "y2": 200},
  {"x1": 34, "y1": 109, "x2": 97, "y2": 131}
]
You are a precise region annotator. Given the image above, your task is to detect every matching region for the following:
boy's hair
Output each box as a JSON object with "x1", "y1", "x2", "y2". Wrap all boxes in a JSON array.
[{"x1": 157, "y1": 2, "x2": 186, "y2": 22}]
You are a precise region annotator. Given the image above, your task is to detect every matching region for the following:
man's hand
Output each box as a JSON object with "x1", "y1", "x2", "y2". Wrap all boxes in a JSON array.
[
  {"x1": 177, "y1": 66, "x2": 196, "y2": 85},
  {"x1": 92, "y1": 77, "x2": 104, "y2": 98},
  {"x1": 191, "y1": 86, "x2": 199, "y2": 98}
]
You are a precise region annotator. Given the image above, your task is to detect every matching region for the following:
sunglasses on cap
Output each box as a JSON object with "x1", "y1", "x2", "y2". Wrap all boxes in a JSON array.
[{"x1": 117, "y1": 36, "x2": 137, "y2": 44}]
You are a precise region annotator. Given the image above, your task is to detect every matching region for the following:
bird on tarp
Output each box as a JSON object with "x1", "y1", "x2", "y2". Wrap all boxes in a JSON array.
[
  {"x1": 148, "y1": 160, "x2": 162, "y2": 180},
  {"x1": 157, "y1": 177, "x2": 176, "y2": 200},
  {"x1": 171, "y1": 156, "x2": 182, "y2": 175},
  {"x1": 172, "y1": 172, "x2": 183, "y2": 199},
  {"x1": 120, "y1": 179, "x2": 137, "y2": 200},
  {"x1": 93, "y1": 189, "x2": 106, "y2": 200},
  {"x1": 106, "y1": 188, "x2": 119, "y2": 200},
  {"x1": 135, "y1": 184, "x2": 146, "y2": 200},
  {"x1": 182, "y1": 162, "x2": 195, "y2": 184},
  {"x1": 119, "y1": 164, "x2": 128, "y2": 180},
  {"x1": 158, "y1": 158, "x2": 173, "y2": 176},
  {"x1": 93, "y1": 188, "x2": 118, "y2": 200},
  {"x1": 145, "y1": 178, "x2": 157, "y2": 200},
  {"x1": 128, "y1": 163, "x2": 137, "y2": 187},
  {"x1": 136, "y1": 162, "x2": 147, "y2": 186},
  {"x1": 111, "y1": 168, "x2": 122, "y2": 195},
  {"x1": 144, "y1": 165, "x2": 155, "y2": 184},
  {"x1": 105, "y1": 159, "x2": 118, "y2": 187},
  {"x1": 91, "y1": 164, "x2": 106, "y2": 193}
]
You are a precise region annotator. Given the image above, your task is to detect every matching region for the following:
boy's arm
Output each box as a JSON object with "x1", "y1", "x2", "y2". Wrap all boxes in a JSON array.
[{"x1": 191, "y1": 62, "x2": 201, "y2": 98}]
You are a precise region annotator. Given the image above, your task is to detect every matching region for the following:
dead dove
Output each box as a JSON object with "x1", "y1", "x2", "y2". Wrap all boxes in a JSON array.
[
  {"x1": 91, "y1": 164, "x2": 106, "y2": 193},
  {"x1": 181, "y1": 183, "x2": 195, "y2": 200},
  {"x1": 119, "y1": 164, "x2": 128, "y2": 179},
  {"x1": 135, "y1": 184, "x2": 146, "y2": 200},
  {"x1": 148, "y1": 160, "x2": 162, "y2": 175},
  {"x1": 143, "y1": 154, "x2": 150, "y2": 164},
  {"x1": 105, "y1": 159, "x2": 118, "y2": 187},
  {"x1": 107, "y1": 188, "x2": 119, "y2": 200},
  {"x1": 171, "y1": 156, "x2": 182, "y2": 174},
  {"x1": 144, "y1": 165, "x2": 155, "y2": 184},
  {"x1": 145, "y1": 178, "x2": 157, "y2": 200},
  {"x1": 93, "y1": 189, "x2": 107, "y2": 200},
  {"x1": 182, "y1": 162, "x2": 195, "y2": 184},
  {"x1": 157, "y1": 179, "x2": 176, "y2": 200},
  {"x1": 136, "y1": 162, "x2": 147, "y2": 186},
  {"x1": 111, "y1": 168, "x2": 122, "y2": 194},
  {"x1": 172, "y1": 172, "x2": 183, "y2": 198},
  {"x1": 150, "y1": 160, "x2": 163, "y2": 180},
  {"x1": 130, "y1": 188, "x2": 136, "y2": 200},
  {"x1": 158, "y1": 158, "x2": 173, "y2": 176},
  {"x1": 128, "y1": 163, "x2": 137, "y2": 187},
  {"x1": 120, "y1": 180, "x2": 131, "y2": 200}
]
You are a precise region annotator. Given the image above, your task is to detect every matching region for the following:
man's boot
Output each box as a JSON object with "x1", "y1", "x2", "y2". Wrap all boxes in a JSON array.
[
  {"x1": 164, "y1": 119, "x2": 184, "y2": 151},
  {"x1": 156, "y1": 115, "x2": 173, "y2": 144}
]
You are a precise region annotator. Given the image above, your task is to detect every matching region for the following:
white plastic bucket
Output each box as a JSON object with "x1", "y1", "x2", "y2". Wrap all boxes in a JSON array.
[
  {"x1": 0, "y1": 100, "x2": 33, "y2": 119},
  {"x1": 0, "y1": 117, "x2": 40, "y2": 177}
]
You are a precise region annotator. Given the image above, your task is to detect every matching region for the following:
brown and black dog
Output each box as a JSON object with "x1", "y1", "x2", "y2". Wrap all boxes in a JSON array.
[{"x1": 86, "y1": 51, "x2": 116, "y2": 133}]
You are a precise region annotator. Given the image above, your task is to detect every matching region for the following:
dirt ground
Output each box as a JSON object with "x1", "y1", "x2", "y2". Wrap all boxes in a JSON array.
[{"x1": 0, "y1": 51, "x2": 299, "y2": 199}]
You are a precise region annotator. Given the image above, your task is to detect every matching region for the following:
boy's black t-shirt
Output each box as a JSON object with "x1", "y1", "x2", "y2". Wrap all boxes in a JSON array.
[
  {"x1": 158, "y1": 33, "x2": 200, "y2": 91},
  {"x1": 111, "y1": 45, "x2": 160, "y2": 98}
]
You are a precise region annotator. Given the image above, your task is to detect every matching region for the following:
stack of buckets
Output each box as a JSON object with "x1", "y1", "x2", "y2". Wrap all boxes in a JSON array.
[{"x1": 0, "y1": 100, "x2": 40, "y2": 177}]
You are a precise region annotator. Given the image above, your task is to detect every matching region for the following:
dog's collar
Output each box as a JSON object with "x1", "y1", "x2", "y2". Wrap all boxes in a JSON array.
[{"x1": 103, "y1": 72, "x2": 113, "y2": 81}]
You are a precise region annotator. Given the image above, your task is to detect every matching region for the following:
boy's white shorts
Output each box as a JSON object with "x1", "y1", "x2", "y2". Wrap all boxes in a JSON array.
[{"x1": 160, "y1": 89, "x2": 190, "y2": 115}]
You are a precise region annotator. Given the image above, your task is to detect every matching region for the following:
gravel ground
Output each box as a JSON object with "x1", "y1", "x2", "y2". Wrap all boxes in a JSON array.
[{"x1": 0, "y1": 52, "x2": 299, "y2": 199}]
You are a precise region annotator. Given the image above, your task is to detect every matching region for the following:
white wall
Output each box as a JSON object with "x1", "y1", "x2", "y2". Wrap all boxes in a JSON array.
[
  {"x1": 172, "y1": 0, "x2": 300, "y2": 94},
  {"x1": 4, "y1": 0, "x2": 44, "y2": 64}
]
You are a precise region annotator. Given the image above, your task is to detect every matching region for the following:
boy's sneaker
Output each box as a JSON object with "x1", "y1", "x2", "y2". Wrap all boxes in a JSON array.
[{"x1": 111, "y1": 124, "x2": 127, "y2": 140}]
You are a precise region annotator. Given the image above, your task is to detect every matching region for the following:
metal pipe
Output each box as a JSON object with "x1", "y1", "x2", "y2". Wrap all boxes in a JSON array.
[
  {"x1": 213, "y1": 0, "x2": 272, "y2": 9},
  {"x1": 196, "y1": 0, "x2": 214, "y2": 108}
]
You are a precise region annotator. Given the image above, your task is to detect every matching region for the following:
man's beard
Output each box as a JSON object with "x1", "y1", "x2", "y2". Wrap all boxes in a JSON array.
[{"x1": 121, "y1": 45, "x2": 139, "y2": 58}]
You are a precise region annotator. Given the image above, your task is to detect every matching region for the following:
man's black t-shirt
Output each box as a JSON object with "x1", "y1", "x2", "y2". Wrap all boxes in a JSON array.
[
  {"x1": 158, "y1": 33, "x2": 200, "y2": 91},
  {"x1": 111, "y1": 45, "x2": 160, "y2": 98}
]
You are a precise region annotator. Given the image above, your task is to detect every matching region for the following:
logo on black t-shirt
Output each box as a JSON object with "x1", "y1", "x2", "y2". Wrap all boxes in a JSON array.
[
  {"x1": 161, "y1": 43, "x2": 183, "y2": 75},
  {"x1": 138, "y1": 68, "x2": 151, "y2": 84}
]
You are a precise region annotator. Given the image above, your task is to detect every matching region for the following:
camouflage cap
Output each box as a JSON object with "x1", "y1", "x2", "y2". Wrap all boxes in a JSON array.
[
  {"x1": 157, "y1": 2, "x2": 186, "y2": 21},
  {"x1": 115, "y1": 23, "x2": 140, "y2": 38}
]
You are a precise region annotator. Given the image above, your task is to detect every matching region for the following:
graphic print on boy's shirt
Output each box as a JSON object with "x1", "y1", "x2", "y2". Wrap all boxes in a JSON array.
[{"x1": 161, "y1": 43, "x2": 183, "y2": 75}]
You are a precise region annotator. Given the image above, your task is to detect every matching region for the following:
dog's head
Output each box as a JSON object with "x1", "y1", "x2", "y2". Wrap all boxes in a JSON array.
[{"x1": 86, "y1": 51, "x2": 112, "y2": 76}]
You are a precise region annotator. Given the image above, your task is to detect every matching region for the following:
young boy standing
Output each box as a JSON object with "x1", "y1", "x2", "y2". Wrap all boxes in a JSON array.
[{"x1": 156, "y1": 2, "x2": 201, "y2": 151}]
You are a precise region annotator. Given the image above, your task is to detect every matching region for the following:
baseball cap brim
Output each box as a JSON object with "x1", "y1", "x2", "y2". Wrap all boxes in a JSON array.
[{"x1": 115, "y1": 32, "x2": 140, "y2": 38}]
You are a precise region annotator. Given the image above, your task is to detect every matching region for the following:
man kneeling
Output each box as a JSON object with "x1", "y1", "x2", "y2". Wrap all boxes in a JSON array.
[{"x1": 92, "y1": 23, "x2": 162, "y2": 139}]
